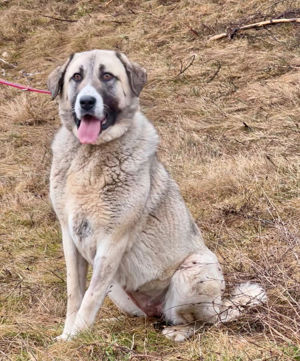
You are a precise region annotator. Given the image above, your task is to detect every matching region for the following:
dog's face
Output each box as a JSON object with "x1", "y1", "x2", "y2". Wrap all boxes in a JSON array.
[{"x1": 48, "y1": 50, "x2": 147, "y2": 144}]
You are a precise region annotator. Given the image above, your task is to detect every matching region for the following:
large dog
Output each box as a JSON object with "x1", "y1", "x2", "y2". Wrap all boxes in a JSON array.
[{"x1": 48, "y1": 50, "x2": 266, "y2": 342}]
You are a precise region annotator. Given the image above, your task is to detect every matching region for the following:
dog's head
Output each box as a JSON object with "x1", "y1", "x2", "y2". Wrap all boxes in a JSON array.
[{"x1": 48, "y1": 50, "x2": 147, "y2": 144}]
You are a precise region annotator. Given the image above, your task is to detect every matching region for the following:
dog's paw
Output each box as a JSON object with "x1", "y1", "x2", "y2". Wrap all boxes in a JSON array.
[
  {"x1": 55, "y1": 333, "x2": 72, "y2": 342},
  {"x1": 162, "y1": 325, "x2": 196, "y2": 342}
]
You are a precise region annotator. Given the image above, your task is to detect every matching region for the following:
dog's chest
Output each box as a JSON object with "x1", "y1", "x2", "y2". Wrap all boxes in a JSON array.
[
  {"x1": 64, "y1": 154, "x2": 128, "y2": 215},
  {"x1": 52, "y1": 151, "x2": 131, "y2": 263},
  {"x1": 64, "y1": 164, "x2": 110, "y2": 258},
  {"x1": 52, "y1": 148, "x2": 125, "y2": 217}
]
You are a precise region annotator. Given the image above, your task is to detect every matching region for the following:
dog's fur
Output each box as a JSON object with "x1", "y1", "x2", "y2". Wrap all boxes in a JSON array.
[{"x1": 48, "y1": 50, "x2": 266, "y2": 342}]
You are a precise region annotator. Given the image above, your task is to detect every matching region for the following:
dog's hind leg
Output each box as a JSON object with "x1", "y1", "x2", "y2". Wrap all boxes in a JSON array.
[
  {"x1": 108, "y1": 282, "x2": 146, "y2": 317},
  {"x1": 162, "y1": 251, "x2": 267, "y2": 342},
  {"x1": 162, "y1": 251, "x2": 225, "y2": 342}
]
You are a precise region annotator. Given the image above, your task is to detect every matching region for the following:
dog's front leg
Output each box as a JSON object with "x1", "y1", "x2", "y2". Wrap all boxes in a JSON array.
[
  {"x1": 57, "y1": 227, "x2": 88, "y2": 340},
  {"x1": 68, "y1": 234, "x2": 128, "y2": 338}
]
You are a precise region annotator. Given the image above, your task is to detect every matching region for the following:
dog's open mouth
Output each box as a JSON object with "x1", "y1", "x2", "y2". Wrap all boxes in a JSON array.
[{"x1": 77, "y1": 114, "x2": 108, "y2": 144}]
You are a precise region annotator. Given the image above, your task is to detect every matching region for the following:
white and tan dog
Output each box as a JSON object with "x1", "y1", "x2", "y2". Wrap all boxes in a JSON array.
[{"x1": 48, "y1": 50, "x2": 266, "y2": 342}]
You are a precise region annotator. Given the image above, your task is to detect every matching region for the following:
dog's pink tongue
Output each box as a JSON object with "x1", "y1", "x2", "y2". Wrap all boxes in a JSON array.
[{"x1": 78, "y1": 116, "x2": 101, "y2": 144}]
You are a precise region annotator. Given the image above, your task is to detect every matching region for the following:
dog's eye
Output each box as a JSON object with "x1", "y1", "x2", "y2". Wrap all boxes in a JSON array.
[
  {"x1": 101, "y1": 73, "x2": 114, "y2": 82},
  {"x1": 72, "y1": 73, "x2": 82, "y2": 82}
]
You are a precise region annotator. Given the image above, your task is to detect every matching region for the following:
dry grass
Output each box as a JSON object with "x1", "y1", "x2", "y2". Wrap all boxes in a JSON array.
[{"x1": 0, "y1": 0, "x2": 299, "y2": 360}]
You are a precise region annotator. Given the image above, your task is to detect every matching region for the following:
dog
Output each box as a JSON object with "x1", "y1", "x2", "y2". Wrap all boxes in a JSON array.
[{"x1": 48, "y1": 49, "x2": 266, "y2": 342}]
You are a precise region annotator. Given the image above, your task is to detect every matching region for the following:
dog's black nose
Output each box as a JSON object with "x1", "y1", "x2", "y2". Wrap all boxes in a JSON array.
[{"x1": 80, "y1": 96, "x2": 96, "y2": 111}]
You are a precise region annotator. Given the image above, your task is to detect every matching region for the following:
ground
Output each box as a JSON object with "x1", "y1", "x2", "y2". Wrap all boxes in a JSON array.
[{"x1": 0, "y1": 0, "x2": 299, "y2": 360}]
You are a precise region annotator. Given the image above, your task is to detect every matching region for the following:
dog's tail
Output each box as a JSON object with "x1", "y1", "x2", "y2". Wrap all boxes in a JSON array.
[{"x1": 219, "y1": 282, "x2": 267, "y2": 323}]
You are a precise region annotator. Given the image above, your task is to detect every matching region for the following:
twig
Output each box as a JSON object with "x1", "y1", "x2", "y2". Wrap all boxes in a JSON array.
[
  {"x1": 175, "y1": 55, "x2": 196, "y2": 77},
  {"x1": 41, "y1": 14, "x2": 78, "y2": 23},
  {"x1": 104, "y1": 0, "x2": 114, "y2": 6},
  {"x1": 206, "y1": 61, "x2": 222, "y2": 83},
  {"x1": 209, "y1": 18, "x2": 300, "y2": 41},
  {"x1": 0, "y1": 57, "x2": 17, "y2": 68},
  {"x1": 242, "y1": 121, "x2": 252, "y2": 131},
  {"x1": 48, "y1": 269, "x2": 65, "y2": 283},
  {"x1": 189, "y1": 27, "x2": 200, "y2": 37},
  {"x1": 111, "y1": 20, "x2": 127, "y2": 24},
  {"x1": 265, "y1": 154, "x2": 277, "y2": 168},
  {"x1": 128, "y1": 9, "x2": 137, "y2": 15},
  {"x1": 0, "y1": 350, "x2": 13, "y2": 361}
]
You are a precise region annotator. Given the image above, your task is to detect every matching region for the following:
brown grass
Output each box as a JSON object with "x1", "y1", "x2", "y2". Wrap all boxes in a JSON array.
[{"x1": 0, "y1": 0, "x2": 299, "y2": 360}]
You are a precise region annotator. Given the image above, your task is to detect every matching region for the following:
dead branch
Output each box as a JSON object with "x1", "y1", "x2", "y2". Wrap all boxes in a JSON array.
[
  {"x1": 209, "y1": 18, "x2": 300, "y2": 41},
  {"x1": 206, "y1": 61, "x2": 222, "y2": 83},
  {"x1": 175, "y1": 54, "x2": 196, "y2": 77},
  {"x1": 41, "y1": 14, "x2": 78, "y2": 23},
  {"x1": 189, "y1": 27, "x2": 200, "y2": 37},
  {"x1": 0, "y1": 57, "x2": 17, "y2": 68},
  {"x1": 104, "y1": 0, "x2": 115, "y2": 7}
]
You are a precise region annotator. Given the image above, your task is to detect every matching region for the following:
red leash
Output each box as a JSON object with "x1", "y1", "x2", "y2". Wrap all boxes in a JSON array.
[{"x1": 0, "y1": 78, "x2": 51, "y2": 95}]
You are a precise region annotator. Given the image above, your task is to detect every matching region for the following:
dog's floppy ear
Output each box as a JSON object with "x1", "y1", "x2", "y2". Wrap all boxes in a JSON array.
[
  {"x1": 47, "y1": 54, "x2": 74, "y2": 100},
  {"x1": 116, "y1": 52, "x2": 147, "y2": 97}
]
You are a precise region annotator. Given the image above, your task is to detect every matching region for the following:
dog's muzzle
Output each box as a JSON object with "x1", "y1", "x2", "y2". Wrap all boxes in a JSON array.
[
  {"x1": 73, "y1": 85, "x2": 117, "y2": 144},
  {"x1": 73, "y1": 86, "x2": 106, "y2": 144}
]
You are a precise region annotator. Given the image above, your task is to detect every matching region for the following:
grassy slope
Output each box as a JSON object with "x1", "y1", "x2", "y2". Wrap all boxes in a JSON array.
[{"x1": 0, "y1": 0, "x2": 299, "y2": 360}]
